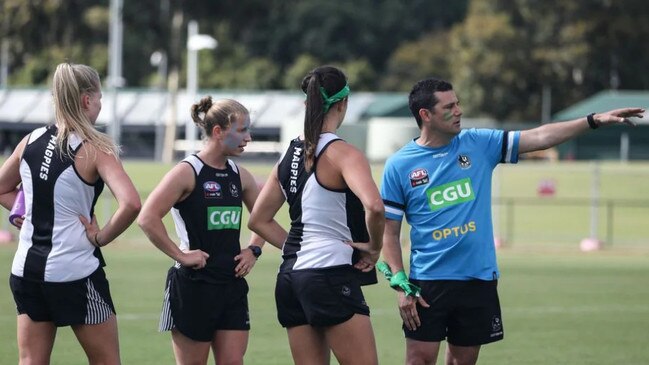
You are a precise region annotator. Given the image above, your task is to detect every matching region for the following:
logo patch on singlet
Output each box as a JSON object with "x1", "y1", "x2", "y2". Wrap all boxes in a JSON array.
[
  {"x1": 229, "y1": 182, "x2": 239, "y2": 197},
  {"x1": 207, "y1": 206, "x2": 242, "y2": 230},
  {"x1": 409, "y1": 168, "x2": 429, "y2": 187},
  {"x1": 203, "y1": 181, "x2": 222, "y2": 198}
]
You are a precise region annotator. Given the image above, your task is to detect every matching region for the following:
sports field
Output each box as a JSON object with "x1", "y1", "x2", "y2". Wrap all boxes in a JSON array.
[{"x1": 0, "y1": 160, "x2": 648, "y2": 364}]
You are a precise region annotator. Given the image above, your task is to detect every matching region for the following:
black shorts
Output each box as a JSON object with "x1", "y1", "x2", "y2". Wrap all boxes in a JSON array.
[
  {"x1": 9, "y1": 267, "x2": 116, "y2": 327},
  {"x1": 404, "y1": 279, "x2": 504, "y2": 346},
  {"x1": 159, "y1": 267, "x2": 250, "y2": 342},
  {"x1": 275, "y1": 265, "x2": 370, "y2": 328}
]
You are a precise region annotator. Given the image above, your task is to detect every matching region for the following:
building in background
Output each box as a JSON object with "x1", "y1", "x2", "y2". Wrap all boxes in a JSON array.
[{"x1": 0, "y1": 88, "x2": 647, "y2": 161}]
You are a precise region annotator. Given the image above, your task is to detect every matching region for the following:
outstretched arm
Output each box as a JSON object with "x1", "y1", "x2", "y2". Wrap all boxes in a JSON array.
[{"x1": 519, "y1": 108, "x2": 644, "y2": 154}]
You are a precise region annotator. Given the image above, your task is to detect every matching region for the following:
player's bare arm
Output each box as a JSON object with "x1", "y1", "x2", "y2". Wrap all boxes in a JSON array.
[
  {"x1": 83, "y1": 147, "x2": 141, "y2": 246},
  {"x1": 519, "y1": 108, "x2": 644, "y2": 153},
  {"x1": 138, "y1": 163, "x2": 209, "y2": 268},
  {"x1": 337, "y1": 143, "x2": 385, "y2": 255},
  {"x1": 248, "y1": 163, "x2": 288, "y2": 249}
]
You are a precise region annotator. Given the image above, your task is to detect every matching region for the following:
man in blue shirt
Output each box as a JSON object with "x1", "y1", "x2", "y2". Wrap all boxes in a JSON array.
[{"x1": 380, "y1": 77, "x2": 644, "y2": 365}]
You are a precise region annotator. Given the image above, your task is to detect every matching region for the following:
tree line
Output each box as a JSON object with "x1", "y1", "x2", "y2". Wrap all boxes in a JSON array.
[{"x1": 1, "y1": 0, "x2": 647, "y2": 122}]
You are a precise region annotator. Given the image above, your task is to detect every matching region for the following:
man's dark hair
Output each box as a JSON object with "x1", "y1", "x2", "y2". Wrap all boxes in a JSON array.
[{"x1": 408, "y1": 78, "x2": 454, "y2": 128}]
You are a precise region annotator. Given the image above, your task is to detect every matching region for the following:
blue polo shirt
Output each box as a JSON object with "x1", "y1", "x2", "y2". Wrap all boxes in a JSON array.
[{"x1": 381, "y1": 128, "x2": 520, "y2": 280}]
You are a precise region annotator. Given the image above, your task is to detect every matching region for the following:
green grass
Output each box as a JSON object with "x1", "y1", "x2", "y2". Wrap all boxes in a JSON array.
[
  {"x1": 492, "y1": 162, "x2": 649, "y2": 248},
  {"x1": 84, "y1": 160, "x2": 649, "y2": 249},
  {"x1": 1, "y1": 245, "x2": 648, "y2": 364},
  {"x1": 0, "y1": 160, "x2": 648, "y2": 364}
]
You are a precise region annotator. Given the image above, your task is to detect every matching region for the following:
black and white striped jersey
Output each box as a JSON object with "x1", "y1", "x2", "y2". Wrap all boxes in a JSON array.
[
  {"x1": 170, "y1": 155, "x2": 243, "y2": 284},
  {"x1": 277, "y1": 133, "x2": 370, "y2": 273},
  {"x1": 12, "y1": 126, "x2": 105, "y2": 283}
]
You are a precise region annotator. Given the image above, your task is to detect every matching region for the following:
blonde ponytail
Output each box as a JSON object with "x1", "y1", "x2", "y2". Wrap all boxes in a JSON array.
[{"x1": 52, "y1": 62, "x2": 119, "y2": 158}]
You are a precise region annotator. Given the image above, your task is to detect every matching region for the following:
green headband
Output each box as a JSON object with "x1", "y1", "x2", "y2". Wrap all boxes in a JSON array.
[{"x1": 319, "y1": 84, "x2": 350, "y2": 113}]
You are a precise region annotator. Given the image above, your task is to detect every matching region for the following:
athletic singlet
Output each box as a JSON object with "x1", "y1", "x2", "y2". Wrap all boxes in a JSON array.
[
  {"x1": 170, "y1": 155, "x2": 243, "y2": 284},
  {"x1": 12, "y1": 125, "x2": 105, "y2": 283},
  {"x1": 277, "y1": 133, "x2": 372, "y2": 275}
]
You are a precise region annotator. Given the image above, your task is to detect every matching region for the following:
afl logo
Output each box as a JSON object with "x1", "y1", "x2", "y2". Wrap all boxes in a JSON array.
[
  {"x1": 204, "y1": 181, "x2": 222, "y2": 198},
  {"x1": 458, "y1": 155, "x2": 471, "y2": 169},
  {"x1": 409, "y1": 168, "x2": 429, "y2": 187}
]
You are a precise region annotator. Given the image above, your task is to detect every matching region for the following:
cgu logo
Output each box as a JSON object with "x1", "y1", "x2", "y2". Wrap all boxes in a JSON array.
[
  {"x1": 207, "y1": 206, "x2": 242, "y2": 230},
  {"x1": 426, "y1": 178, "x2": 475, "y2": 211}
]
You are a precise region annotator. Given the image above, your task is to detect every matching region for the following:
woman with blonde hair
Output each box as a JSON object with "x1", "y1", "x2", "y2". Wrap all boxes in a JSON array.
[
  {"x1": 138, "y1": 97, "x2": 283, "y2": 365},
  {"x1": 0, "y1": 62, "x2": 141, "y2": 364}
]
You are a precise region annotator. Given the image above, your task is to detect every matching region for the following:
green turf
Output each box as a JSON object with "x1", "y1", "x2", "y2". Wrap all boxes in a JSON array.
[
  {"x1": 0, "y1": 160, "x2": 648, "y2": 364},
  {"x1": 492, "y1": 162, "x2": 649, "y2": 248},
  {"x1": 1, "y1": 244, "x2": 648, "y2": 364},
  {"x1": 87, "y1": 160, "x2": 649, "y2": 249}
]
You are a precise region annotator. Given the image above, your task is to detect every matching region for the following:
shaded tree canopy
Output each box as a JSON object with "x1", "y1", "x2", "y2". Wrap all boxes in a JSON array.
[{"x1": 1, "y1": 0, "x2": 647, "y2": 122}]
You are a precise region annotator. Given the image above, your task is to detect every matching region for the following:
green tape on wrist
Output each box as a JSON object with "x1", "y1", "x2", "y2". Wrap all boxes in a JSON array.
[
  {"x1": 389, "y1": 270, "x2": 422, "y2": 297},
  {"x1": 376, "y1": 261, "x2": 393, "y2": 280},
  {"x1": 376, "y1": 261, "x2": 422, "y2": 297},
  {"x1": 389, "y1": 270, "x2": 408, "y2": 288}
]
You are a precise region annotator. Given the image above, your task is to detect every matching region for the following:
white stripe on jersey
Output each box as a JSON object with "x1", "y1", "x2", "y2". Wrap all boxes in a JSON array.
[
  {"x1": 385, "y1": 205, "x2": 404, "y2": 217},
  {"x1": 84, "y1": 279, "x2": 112, "y2": 324},
  {"x1": 159, "y1": 281, "x2": 174, "y2": 332},
  {"x1": 228, "y1": 159, "x2": 239, "y2": 174},
  {"x1": 505, "y1": 132, "x2": 516, "y2": 163},
  {"x1": 171, "y1": 155, "x2": 205, "y2": 254},
  {"x1": 171, "y1": 207, "x2": 190, "y2": 252},
  {"x1": 29, "y1": 127, "x2": 48, "y2": 141}
]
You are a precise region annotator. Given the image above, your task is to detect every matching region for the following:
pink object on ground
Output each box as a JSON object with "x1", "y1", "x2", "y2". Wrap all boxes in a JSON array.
[
  {"x1": 0, "y1": 230, "x2": 13, "y2": 244},
  {"x1": 579, "y1": 238, "x2": 602, "y2": 252}
]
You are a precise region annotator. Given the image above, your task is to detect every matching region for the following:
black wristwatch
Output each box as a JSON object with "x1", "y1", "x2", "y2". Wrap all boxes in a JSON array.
[
  {"x1": 248, "y1": 245, "x2": 262, "y2": 259},
  {"x1": 587, "y1": 113, "x2": 599, "y2": 129}
]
